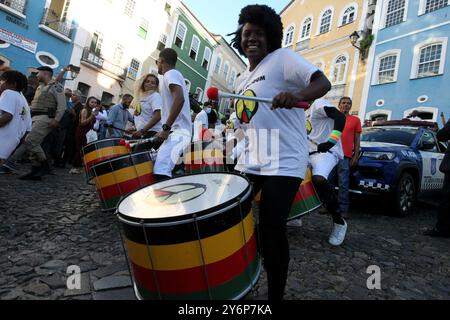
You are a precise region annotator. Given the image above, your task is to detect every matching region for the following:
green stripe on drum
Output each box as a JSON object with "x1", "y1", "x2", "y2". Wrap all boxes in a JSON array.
[
  {"x1": 289, "y1": 195, "x2": 321, "y2": 220},
  {"x1": 100, "y1": 196, "x2": 122, "y2": 212},
  {"x1": 134, "y1": 256, "x2": 261, "y2": 300}
]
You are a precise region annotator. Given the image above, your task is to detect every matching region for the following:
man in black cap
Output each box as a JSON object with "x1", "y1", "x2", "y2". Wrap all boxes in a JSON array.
[{"x1": 6, "y1": 66, "x2": 66, "y2": 180}]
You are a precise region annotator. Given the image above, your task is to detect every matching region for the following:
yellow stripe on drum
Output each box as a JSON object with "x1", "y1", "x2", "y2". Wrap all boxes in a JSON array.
[
  {"x1": 185, "y1": 149, "x2": 224, "y2": 162},
  {"x1": 125, "y1": 211, "x2": 255, "y2": 271},
  {"x1": 84, "y1": 146, "x2": 128, "y2": 164},
  {"x1": 95, "y1": 162, "x2": 154, "y2": 188},
  {"x1": 304, "y1": 169, "x2": 312, "y2": 184}
]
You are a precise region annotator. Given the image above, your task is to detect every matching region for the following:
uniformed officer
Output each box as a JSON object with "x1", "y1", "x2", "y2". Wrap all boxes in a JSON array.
[{"x1": 8, "y1": 66, "x2": 66, "y2": 180}]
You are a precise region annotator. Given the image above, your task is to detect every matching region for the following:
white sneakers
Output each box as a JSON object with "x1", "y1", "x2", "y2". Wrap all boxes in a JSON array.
[
  {"x1": 69, "y1": 168, "x2": 82, "y2": 174},
  {"x1": 329, "y1": 220, "x2": 348, "y2": 246}
]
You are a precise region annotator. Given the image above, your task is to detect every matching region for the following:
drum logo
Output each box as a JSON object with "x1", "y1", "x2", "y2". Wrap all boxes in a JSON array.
[
  {"x1": 235, "y1": 89, "x2": 258, "y2": 124},
  {"x1": 146, "y1": 183, "x2": 207, "y2": 206}
]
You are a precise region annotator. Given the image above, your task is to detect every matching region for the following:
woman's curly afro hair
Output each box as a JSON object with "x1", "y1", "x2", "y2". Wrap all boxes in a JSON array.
[{"x1": 230, "y1": 5, "x2": 284, "y2": 57}]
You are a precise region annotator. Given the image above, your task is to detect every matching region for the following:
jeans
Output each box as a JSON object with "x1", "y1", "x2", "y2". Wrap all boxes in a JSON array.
[{"x1": 329, "y1": 157, "x2": 350, "y2": 213}]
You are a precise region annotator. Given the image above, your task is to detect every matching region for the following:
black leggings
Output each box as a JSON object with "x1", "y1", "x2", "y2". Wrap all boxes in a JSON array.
[{"x1": 246, "y1": 174, "x2": 302, "y2": 301}]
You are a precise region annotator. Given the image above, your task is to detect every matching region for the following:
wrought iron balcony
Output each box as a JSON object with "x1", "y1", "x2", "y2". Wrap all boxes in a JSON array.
[
  {"x1": 40, "y1": 7, "x2": 72, "y2": 38},
  {"x1": 0, "y1": 0, "x2": 27, "y2": 15},
  {"x1": 295, "y1": 39, "x2": 310, "y2": 52},
  {"x1": 81, "y1": 47, "x2": 127, "y2": 80},
  {"x1": 324, "y1": 84, "x2": 346, "y2": 102}
]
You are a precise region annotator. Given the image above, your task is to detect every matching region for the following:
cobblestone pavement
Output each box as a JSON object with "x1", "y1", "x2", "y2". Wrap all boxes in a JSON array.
[{"x1": 0, "y1": 166, "x2": 449, "y2": 300}]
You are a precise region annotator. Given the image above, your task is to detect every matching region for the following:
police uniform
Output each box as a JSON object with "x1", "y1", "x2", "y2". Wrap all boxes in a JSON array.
[{"x1": 9, "y1": 80, "x2": 66, "y2": 168}]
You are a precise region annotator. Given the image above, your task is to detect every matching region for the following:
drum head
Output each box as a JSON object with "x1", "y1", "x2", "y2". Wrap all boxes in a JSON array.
[{"x1": 118, "y1": 173, "x2": 250, "y2": 223}]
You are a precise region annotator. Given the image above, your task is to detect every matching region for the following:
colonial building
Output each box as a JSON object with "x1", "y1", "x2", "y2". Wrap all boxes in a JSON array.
[
  {"x1": 280, "y1": 0, "x2": 375, "y2": 114},
  {"x1": 0, "y1": 0, "x2": 76, "y2": 75},
  {"x1": 362, "y1": 0, "x2": 450, "y2": 123},
  {"x1": 66, "y1": 0, "x2": 170, "y2": 104},
  {"x1": 165, "y1": 0, "x2": 218, "y2": 103},
  {"x1": 206, "y1": 34, "x2": 247, "y2": 114}
]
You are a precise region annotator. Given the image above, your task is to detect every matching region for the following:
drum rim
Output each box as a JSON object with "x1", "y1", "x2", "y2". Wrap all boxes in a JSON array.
[
  {"x1": 89, "y1": 150, "x2": 156, "y2": 171},
  {"x1": 116, "y1": 172, "x2": 252, "y2": 225},
  {"x1": 84, "y1": 137, "x2": 124, "y2": 148}
]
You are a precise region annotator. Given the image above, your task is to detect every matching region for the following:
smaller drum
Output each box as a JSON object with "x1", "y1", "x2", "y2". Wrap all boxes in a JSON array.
[
  {"x1": 117, "y1": 172, "x2": 261, "y2": 300},
  {"x1": 82, "y1": 138, "x2": 130, "y2": 180},
  {"x1": 91, "y1": 151, "x2": 155, "y2": 211},
  {"x1": 184, "y1": 140, "x2": 227, "y2": 174},
  {"x1": 288, "y1": 169, "x2": 321, "y2": 220},
  {"x1": 254, "y1": 169, "x2": 321, "y2": 220}
]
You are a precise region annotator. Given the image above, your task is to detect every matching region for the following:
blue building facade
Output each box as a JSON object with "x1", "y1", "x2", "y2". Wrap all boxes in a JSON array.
[
  {"x1": 363, "y1": 0, "x2": 450, "y2": 124},
  {"x1": 0, "y1": 0, "x2": 76, "y2": 75}
]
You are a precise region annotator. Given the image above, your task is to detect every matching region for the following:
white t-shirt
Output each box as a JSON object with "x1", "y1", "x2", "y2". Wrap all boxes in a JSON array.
[
  {"x1": 161, "y1": 69, "x2": 192, "y2": 135},
  {"x1": 193, "y1": 109, "x2": 208, "y2": 141},
  {"x1": 0, "y1": 90, "x2": 31, "y2": 159},
  {"x1": 134, "y1": 92, "x2": 163, "y2": 132},
  {"x1": 194, "y1": 110, "x2": 208, "y2": 129},
  {"x1": 234, "y1": 48, "x2": 318, "y2": 179},
  {"x1": 306, "y1": 99, "x2": 344, "y2": 159}
]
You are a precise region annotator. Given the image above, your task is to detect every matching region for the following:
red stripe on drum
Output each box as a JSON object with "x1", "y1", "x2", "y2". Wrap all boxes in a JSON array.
[
  {"x1": 130, "y1": 233, "x2": 257, "y2": 295},
  {"x1": 85, "y1": 154, "x2": 124, "y2": 171},
  {"x1": 293, "y1": 181, "x2": 317, "y2": 203},
  {"x1": 289, "y1": 194, "x2": 321, "y2": 219},
  {"x1": 134, "y1": 257, "x2": 261, "y2": 300},
  {"x1": 97, "y1": 173, "x2": 155, "y2": 201}
]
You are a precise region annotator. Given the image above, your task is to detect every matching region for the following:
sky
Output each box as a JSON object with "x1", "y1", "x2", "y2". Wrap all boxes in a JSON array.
[{"x1": 182, "y1": 0, "x2": 292, "y2": 43}]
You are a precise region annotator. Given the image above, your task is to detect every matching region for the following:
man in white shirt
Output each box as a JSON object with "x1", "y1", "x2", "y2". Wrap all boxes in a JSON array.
[
  {"x1": 306, "y1": 99, "x2": 347, "y2": 246},
  {"x1": 0, "y1": 70, "x2": 31, "y2": 165},
  {"x1": 154, "y1": 48, "x2": 192, "y2": 180},
  {"x1": 193, "y1": 102, "x2": 211, "y2": 142}
]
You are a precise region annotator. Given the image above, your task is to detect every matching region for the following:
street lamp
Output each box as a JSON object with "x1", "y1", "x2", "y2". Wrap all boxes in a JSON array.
[
  {"x1": 350, "y1": 31, "x2": 362, "y2": 51},
  {"x1": 349, "y1": 31, "x2": 367, "y2": 61},
  {"x1": 64, "y1": 64, "x2": 80, "y2": 81}
]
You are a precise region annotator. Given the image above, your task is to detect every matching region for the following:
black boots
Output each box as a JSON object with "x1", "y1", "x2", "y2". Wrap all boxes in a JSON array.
[{"x1": 19, "y1": 162, "x2": 50, "y2": 181}]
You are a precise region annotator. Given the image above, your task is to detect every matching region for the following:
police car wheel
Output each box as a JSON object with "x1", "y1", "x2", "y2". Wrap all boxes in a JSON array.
[{"x1": 393, "y1": 173, "x2": 416, "y2": 217}]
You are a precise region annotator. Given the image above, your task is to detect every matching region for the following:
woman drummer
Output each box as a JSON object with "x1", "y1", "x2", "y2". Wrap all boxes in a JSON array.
[{"x1": 229, "y1": 4, "x2": 331, "y2": 300}]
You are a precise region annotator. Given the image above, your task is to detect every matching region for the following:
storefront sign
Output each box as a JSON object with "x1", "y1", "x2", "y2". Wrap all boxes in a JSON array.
[{"x1": 0, "y1": 28, "x2": 37, "y2": 53}]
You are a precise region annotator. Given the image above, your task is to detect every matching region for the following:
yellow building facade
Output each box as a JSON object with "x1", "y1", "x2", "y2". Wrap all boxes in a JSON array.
[{"x1": 281, "y1": 0, "x2": 372, "y2": 115}]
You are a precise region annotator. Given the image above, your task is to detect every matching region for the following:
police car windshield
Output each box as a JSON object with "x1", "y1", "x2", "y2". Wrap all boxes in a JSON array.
[{"x1": 361, "y1": 127, "x2": 418, "y2": 146}]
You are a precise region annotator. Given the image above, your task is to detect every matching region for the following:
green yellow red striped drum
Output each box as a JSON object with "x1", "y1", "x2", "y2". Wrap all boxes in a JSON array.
[
  {"x1": 255, "y1": 169, "x2": 321, "y2": 220},
  {"x1": 288, "y1": 169, "x2": 321, "y2": 220},
  {"x1": 82, "y1": 138, "x2": 130, "y2": 180},
  {"x1": 90, "y1": 151, "x2": 155, "y2": 211},
  {"x1": 117, "y1": 173, "x2": 261, "y2": 300},
  {"x1": 184, "y1": 141, "x2": 227, "y2": 174}
]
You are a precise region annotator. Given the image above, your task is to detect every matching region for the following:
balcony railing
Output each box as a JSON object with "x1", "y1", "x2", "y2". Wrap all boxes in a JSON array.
[
  {"x1": 40, "y1": 8, "x2": 72, "y2": 38},
  {"x1": 81, "y1": 47, "x2": 127, "y2": 80},
  {"x1": 0, "y1": 0, "x2": 27, "y2": 15},
  {"x1": 295, "y1": 39, "x2": 310, "y2": 52},
  {"x1": 324, "y1": 84, "x2": 346, "y2": 102}
]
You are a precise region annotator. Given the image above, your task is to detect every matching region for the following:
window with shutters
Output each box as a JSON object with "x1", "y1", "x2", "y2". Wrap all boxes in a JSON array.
[
  {"x1": 190, "y1": 35, "x2": 200, "y2": 60},
  {"x1": 202, "y1": 47, "x2": 212, "y2": 70},
  {"x1": 175, "y1": 21, "x2": 187, "y2": 48}
]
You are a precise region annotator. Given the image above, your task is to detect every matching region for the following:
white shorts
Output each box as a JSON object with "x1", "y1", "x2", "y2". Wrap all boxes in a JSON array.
[
  {"x1": 154, "y1": 132, "x2": 191, "y2": 177},
  {"x1": 309, "y1": 152, "x2": 339, "y2": 179}
]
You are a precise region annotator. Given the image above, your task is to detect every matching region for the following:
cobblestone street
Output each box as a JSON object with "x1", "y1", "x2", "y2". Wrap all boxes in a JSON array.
[{"x1": 0, "y1": 167, "x2": 449, "y2": 300}]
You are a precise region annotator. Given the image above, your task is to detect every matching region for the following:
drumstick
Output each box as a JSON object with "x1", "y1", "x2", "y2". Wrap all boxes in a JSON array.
[
  {"x1": 206, "y1": 87, "x2": 310, "y2": 109},
  {"x1": 104, "y1": 123, "x2": 130, "y2": 134}
]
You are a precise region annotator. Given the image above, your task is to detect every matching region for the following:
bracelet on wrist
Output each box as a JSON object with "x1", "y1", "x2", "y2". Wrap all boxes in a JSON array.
[{"x1": 328, "y1": 130, "x2": 342, "y2": 145}]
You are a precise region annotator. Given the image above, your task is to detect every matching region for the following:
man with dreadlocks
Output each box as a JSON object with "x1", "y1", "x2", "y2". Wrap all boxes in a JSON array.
[{"x1": 229, "y1": 4, "x2": 331, "y2": 300}]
